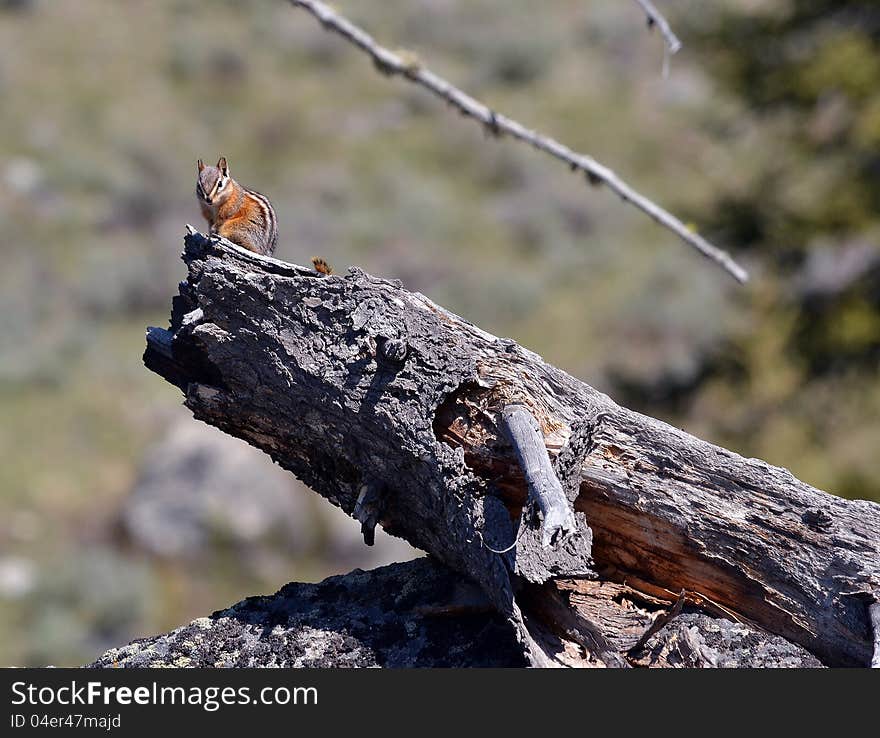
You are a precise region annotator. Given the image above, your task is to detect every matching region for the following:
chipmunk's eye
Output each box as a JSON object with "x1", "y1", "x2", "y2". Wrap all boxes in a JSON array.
[{"x1": 216, "y1": 179, "x2": 224, "y2": 191}]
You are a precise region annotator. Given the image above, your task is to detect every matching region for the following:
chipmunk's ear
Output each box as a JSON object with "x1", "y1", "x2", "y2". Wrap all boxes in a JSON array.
[
  {"x1": 217, "y1": 156, "x2": 228, "y2": 176},
  {"x1": 197, "y1": 159, "x2": 205, "y2": 172}
]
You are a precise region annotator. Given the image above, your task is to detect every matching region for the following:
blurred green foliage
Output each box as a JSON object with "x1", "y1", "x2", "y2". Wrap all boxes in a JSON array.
[
  {"x1": 648, "y1": 0, "x2": 880, "y2": 497},
  {"x1": 0, "y1": 0, "x2": 877, "y2": 666}
]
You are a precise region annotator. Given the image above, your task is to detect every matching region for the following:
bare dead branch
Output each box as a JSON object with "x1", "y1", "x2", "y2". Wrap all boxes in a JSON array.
[
  {"x1": 286, "y1": 0, "x2": 748, "y2": 284},
  {"x1": 634, "y1": 0, "x2": 682, "y2": 77},
  {"x1": 501, "y1": 404, "x2": 577, "y2": 547}
]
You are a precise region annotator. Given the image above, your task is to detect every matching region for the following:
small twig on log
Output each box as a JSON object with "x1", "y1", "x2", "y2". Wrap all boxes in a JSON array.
[
  {"x1": 501, "y1": 404, "x2": 576, "y2": 547},
  {"x1": 353, "y1": 481, "x2": 383, "y2": 546},
  {"x1": 628, "y1": 588, "x2": 687, "y2": 654},
  {"x1": 870, "y1": 601, "x2": 880, "y2": 668},
  {"x1": 286, "y1": 0, "x2": 748, "y2": 284},
  {"x1": 633, "y1": 0, "x2": 682, "y2": 77}
]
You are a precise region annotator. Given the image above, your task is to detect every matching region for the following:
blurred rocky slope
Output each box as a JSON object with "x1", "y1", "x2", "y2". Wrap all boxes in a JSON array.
[
  {"x1": 1, "y1": 0, "x2": 878, "y2": 666},
  {"x1": 121, "y1": 419, "x2": 414, "y2": 567}
]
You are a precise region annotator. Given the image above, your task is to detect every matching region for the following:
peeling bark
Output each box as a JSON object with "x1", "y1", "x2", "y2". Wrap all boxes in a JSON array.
[{"x1": 145, "y1": 232, "x2": 880, "y2": 667}]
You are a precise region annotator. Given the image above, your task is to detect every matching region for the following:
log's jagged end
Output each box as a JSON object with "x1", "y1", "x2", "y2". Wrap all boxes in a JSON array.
[{"x1": 141, "y1": 229, "x2": 880, "y2": 667}]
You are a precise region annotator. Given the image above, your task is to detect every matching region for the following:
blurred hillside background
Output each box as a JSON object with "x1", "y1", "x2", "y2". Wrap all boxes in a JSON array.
[{"x1": 0, "y1": 0, "x2": 878, "y2": 666}]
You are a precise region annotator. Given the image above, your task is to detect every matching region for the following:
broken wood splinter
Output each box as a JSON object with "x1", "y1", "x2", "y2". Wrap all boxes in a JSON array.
[
  {"x1": 500, "y1": 404, "x2": 577, "y2": 548},
  {"x1": 629, "y1": 589, "x2": 687, "y2": 655},
  {"x1": 354, "y1": 481, "x2": 383, "y2": 546}
]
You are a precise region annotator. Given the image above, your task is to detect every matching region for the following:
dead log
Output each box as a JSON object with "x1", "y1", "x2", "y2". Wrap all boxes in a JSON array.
[{"x1": 144, "y1": 231, "x2": 880, "y2": 667}]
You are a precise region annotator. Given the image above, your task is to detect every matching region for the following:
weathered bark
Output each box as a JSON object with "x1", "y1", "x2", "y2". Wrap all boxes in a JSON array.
[{"x1": 144, "y1": 231, "x2": 880, "y2": 667}]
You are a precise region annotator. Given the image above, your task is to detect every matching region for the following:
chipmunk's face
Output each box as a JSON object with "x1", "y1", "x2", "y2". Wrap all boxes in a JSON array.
[{"x1": 196, "y1": 156, "x2": 231, "y2": 206}]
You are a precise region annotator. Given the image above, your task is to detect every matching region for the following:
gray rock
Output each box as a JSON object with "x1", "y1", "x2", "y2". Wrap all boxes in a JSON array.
[
  {"x1": 632, "y1": 613, "x2": 823, "y2": 668},
  {"x1": 0, "y1": 556, "x2": 36, "y2": 599},
  {"x1": 122, "y1": 419, "x2": 418, "y2": 567},
  {"x1": 795, "y1": 239, "x2": 880, "y2": 299},
  {"x1": 122, "y1": 420, "x2": 316, "y2": 557},
  {"x1": 88, "y1": 558, "x2": 524, "y2": 668}
]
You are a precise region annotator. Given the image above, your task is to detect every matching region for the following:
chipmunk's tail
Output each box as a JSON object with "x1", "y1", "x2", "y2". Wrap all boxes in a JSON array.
[{"x1": 311, "y1": 256, "x2": 333, "y2": 276}]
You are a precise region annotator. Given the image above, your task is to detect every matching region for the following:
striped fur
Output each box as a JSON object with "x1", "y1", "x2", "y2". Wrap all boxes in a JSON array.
[
  {"x1": 197, "y1": 157, "x2": 277, "y2": 256},
  {"x1": 243, "y1": 188, "x2": 278, "y2": 255}
]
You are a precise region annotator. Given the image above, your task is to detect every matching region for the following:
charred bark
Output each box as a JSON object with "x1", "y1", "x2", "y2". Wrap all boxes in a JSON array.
[{"x1": 144, "y1": 232, "x2": 880, "y2": 667}]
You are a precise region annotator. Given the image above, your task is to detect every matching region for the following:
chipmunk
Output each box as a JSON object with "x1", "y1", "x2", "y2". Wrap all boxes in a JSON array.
[
  {"x1": 197, "y1": 156, "x2": 277, "y2": 256},
  {"x1": 197, "y1": 156, "x2": 333, "y2": 275}
]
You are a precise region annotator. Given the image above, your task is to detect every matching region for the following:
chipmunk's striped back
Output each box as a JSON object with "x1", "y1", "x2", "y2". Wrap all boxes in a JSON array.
[
  {"x1": 197, "y1": 156, "x2": 278, "y2": 256},
  {"x1": 241, "y1": 187, "x2": 278, "y2": 255}
]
